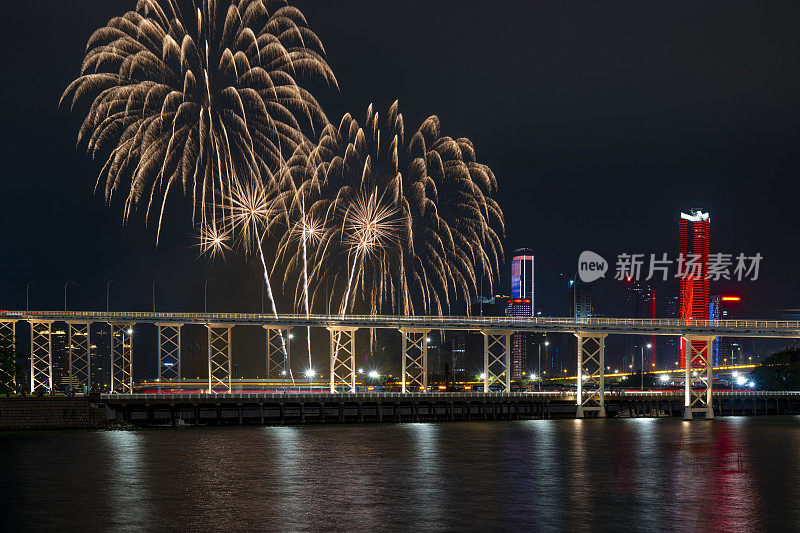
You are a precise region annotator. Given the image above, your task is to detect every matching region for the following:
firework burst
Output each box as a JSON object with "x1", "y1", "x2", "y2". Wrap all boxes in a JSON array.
[
  {"x1": 62, "y1": 0, "x2": 336, "y2": 242},
  {"x1": 276, "y1": 101, "x2": 505, "y2": 317}
]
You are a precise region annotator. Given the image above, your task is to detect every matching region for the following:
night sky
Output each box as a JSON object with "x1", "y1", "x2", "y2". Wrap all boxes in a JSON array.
[{"x1": 2, "y1": 1, "x2": 800, "y2": 374}]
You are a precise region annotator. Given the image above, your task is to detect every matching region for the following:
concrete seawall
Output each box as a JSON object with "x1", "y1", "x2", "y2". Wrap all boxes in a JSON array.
[{"x1": 0, "y1": 397, "x2": 108, "y2": 431}]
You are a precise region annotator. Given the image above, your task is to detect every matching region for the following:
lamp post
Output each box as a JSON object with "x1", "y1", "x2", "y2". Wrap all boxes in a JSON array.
[
  {"x1": 152, "y1": 279, "x2": 164, "y2": 312},
  {"x1": 538, "y1": 340, "x2": 549, "y2": 391},
  {"x1": 26, "y1": 281, "x2": 36, "y2": 311},
  {"x1": 641, "y1": 343, "x2": 652, "y2": 391},
  {"x1": 106, "y1": 279, "x2": 116, "y2": 313},
  {"x1": 204, "y1": 277, "x2": 215, "y2": 313},
  {"x1": 64, "y1": 281, "x2": 77, "y2": 312}
]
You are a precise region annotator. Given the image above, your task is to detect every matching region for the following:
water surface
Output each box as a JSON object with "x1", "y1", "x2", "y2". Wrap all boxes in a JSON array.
[{"x1": 2, "y1": 417, "x2": 799, "y2": 531}]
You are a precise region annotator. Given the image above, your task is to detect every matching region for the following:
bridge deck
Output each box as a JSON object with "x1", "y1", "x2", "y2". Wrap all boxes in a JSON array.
[{"x1": 4, "y1": 311, "x2": 800, "y2": 337}]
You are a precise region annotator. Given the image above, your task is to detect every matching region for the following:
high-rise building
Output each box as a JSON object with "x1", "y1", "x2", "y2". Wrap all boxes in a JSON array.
[
  {"x1": 508, "y1": 297, "x2": 532, "y2": 379},
  {"x1": 511, "y1": 249, "x2": 534, "y2": 311},
  {"x1": 709, "y1": 294, "x2": 743, "y2": 366},
  {"x1": 660, "y1": 281, "x2": 681, "y2": 367},
  {"x1": 568, "y1": 276, "x2": 593, "y2": 319},
  {"x1": 566, "y1": 273, "x2": 594, "y2": 375},
  {"x1": 510, "y1": 249, "x2": 534, "y2": 380},
  {"x1": 625, "y1": 278, "x2": 656, "y2": 368},
  {"x1": 679, "y1": 209, "x2": 711, "y2": 367}
]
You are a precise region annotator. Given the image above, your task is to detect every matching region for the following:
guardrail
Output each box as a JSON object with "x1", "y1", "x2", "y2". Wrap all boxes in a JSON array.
[{"x1": 4, "y1": 310, "x2": 800, "y2": 336}]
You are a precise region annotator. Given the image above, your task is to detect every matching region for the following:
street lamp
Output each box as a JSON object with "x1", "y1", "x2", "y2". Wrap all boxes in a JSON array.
[
  {"x1": 106, "y1": 279, "x2": 116, "y2": 313},
  {"x1": 538, "y1": 340, "x2": 549, "y2": 391},
  {"x1": 64, "y1": 281, "x2": 77, "y2": 311},
  {"x1": 204, "y1": 277, "x2": 215, "y2": 313},
  {"x1": 641, "y1": 343, "x2": 652, "y2": 391},
  {"x1": 26, "y1": 281, "x2": 37, "y2": 311},
  {"x1": 152, "y1": 279, "x2": 165, "y2": 312}
]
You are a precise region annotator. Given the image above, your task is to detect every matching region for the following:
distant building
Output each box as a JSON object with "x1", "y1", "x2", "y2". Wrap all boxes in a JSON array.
[
  {"x1": 679, "y1": 208, "x2": 711, "y2": 367},
  {"x1": 709, "y1": 294, "x2": 743, "y2": 366},
  {"x1": 625, "y1": 278, "x2": 656, "y2": 368},
  {"x1": 510, "y1": 249, "x2": 534, "y2": 380},
  {"x1": 508, "y1": 297, "x2": 532, "y2": 379},
  {"x1": 568, "y1": 276, "x2": 593, "y2": 319},
  {"x1": 660, "y1": 282, "x2": 681, "y2": 368},
  {"x1": 511, "y1": 249, "x2": 534, "y2": 311},
  {"x1": 566, "y1": 273, "x2": 594, "y2": 374}
]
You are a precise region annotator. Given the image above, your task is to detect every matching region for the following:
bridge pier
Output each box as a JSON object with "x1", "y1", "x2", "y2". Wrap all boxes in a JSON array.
[
  {"x1": 400, "y1": 328, "x2": 430, "y2": 393},
  {"x1": 263, "y1": 325, "x2": 291, "y2": 380},
  {"x1": 110, "y1": 323, "x2": 135, "y2": 394},
  {"x1": 0, "y1": 320, "x2": 16, "y2": 392},
  {"x1": 207, "y1": 324, "x2": 233, "y2": 393},
  {"x1": 481, "y1": 330, "x2": 513, "y2": 393},
  {"x1": 683, "y1": 335, "x2": 716, "y2": 420},
  {"x1": 29, "y1": 320, "x2": 53, "y2": 394},
  {"x1": 67, "y1": 321, "x2": 91, "y2": 393},
  {"x1": 328, "y1": 327, "x2": 357, "y2": 393},
  {"x1": 575, "y1": 332, "x2": 607, "y2": 418},
  {"x1": 157, "y1": 324, "x2": 181, "y2": 392}
]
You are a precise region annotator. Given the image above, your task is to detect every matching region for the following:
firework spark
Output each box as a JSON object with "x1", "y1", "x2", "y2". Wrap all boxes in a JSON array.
[
  {"x1": 197, "y1": 222, "x2": 231, "y2": 260},
  {"x1": 62, "y1": 0, "x2": 336, "y2": 241}
]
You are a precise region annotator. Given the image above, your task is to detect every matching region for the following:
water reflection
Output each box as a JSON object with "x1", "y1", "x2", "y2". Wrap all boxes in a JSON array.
[{"x1": 1, "y1": 418, "x2": 799, "y2": 531}]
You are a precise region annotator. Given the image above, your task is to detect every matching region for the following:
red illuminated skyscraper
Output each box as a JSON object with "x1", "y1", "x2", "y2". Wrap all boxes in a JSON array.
[{"x1": 678, "y1": 209, "x2": 710, "y2": 368}]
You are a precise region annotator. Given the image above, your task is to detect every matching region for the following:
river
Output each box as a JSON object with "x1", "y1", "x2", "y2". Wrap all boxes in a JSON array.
[{"x1": 2, "y1": 417, "x2": 799, "y2": 531}]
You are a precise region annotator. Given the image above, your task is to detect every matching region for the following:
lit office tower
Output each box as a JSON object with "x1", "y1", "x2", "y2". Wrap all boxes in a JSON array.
[
  {"x1": 511, "y1": 248, "x2": 535, "y2": 309},
  {"x1": 509, "y1": 249, "x2": 534, "y2": 380},
  {"x1": 508, "y1": 297, "x2": 532, "y2": 379},
  {"x1": 678, "y1": 209, "x2": 710, "y2": 368},
  {"x1": 709, "y1": 294, "x2": 743, "y2": 366}
]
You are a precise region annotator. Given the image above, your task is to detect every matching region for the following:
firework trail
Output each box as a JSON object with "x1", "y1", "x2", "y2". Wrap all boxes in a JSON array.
[
  {"x1": 299, "y1": 195, "x2": 313, "y2": 369},
  {"x1": 62, "y1": 0, "x2": 336, "y2": 242}
]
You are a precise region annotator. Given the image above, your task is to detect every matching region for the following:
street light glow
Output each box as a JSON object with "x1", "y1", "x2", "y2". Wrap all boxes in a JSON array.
[
  {"x1": 305, "y1": 369, "x2": 316, "y2": 378},
  {"x1": 479, "y1": 373, "x2": 486, "y2": 380},
  {"x1": 529, "y1": 373, "x2": 537, "y2": 380},
  {"x1": 659, "y1": 374, "x2": 669, "y2": 383},
  {"x1": 127, "y1": 327, "x2": 133, "y2": 335},
  {"x1": 368, "y1": 370, "x2": 380, "y2": 379}
]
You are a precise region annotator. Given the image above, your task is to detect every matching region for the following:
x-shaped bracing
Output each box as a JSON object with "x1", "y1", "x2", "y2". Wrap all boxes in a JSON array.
[
  {"x1": 158, "y1": 324, "x2": 182, "y2": 390},
  {"x1": 208, "y1": 324, "x2": 233, "y2": 393},
  {"x1": 576, "y1": 333, "x2": 607, "y2": 418},
  {"x1": 110, "y1": 323, "x2": 134, "y2": 394},
  {"x1": 482, "y1": 330, "x2": 512, "y2": 393},
  {"x1": 400, "y1": 329, "x2": 430, "y2": 392},
  {"x1": 264, "y1": 326, "x2": 291, "y2": 379},
  {"x1": 29, "y1": 320, "x2": 52, "y2": 394},
  {"x1": 68, "y1": 322, "x2": 91, "y2": 393},
  {"x1": 683, "y1": 335, "x2": 715, "y2": 420},
  {"x1": 0, "y1": 321, "x2": 16, "y2": 392},
  {"x1": 329, "y1": 327, "x2": 357, "y2": 393}
]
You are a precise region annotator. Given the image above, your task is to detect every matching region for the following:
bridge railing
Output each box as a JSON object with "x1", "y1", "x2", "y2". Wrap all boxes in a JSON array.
[{"x1": 4, "y1": 310, "x2": 800, "y2": 332}]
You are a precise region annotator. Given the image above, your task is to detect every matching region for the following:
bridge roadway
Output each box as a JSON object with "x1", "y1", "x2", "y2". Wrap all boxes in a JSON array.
[
  {"x1": 99, "y1": 391, "x2": 800, "y2": 425},
  {"x1": 4, "y1": 310, "x2": 800, "y2": 336}
]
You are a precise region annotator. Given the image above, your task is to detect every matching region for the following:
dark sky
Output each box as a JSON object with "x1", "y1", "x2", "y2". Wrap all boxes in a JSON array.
[{"x1": 1, "y1": 1, "x2": 799, "y2": 373}]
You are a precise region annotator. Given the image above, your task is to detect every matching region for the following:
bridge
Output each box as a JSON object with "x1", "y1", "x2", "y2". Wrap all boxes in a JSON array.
[{"x1": 2, "y1": 310, "x2": 799, "y2": 421}]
